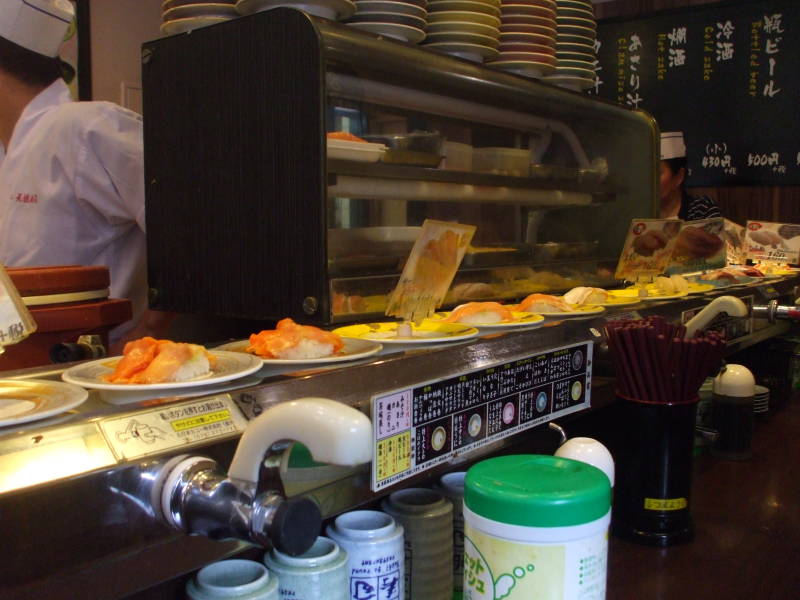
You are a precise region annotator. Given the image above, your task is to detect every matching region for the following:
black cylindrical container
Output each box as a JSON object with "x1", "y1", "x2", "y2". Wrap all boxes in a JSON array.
[
  {"x1": 612, "y1": 395, "x2": 698, "y2": 547},
  {"x1": 711, "y1": 393, "x2": 753, "y2": 460}
]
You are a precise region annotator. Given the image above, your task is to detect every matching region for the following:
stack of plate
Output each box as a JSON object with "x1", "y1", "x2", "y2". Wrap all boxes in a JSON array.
[
  {"x1": 422, "y1": 0, "x2": 502, "y2": 63},
  {"x1": 237, "y1": 0, "x2": 356, "y2": 21},
  {"x1": 542, "y1": 0, "x2": 597, "y2": 91},
  {"x1": 346, "y1": 0, "x2": 427, "y2": 43},
  {"x1": 486, "y1": 0, "x2": 557, "y2": 78},
  {"x1": 162, "y1": 0, "x2": 238, "y2": 35},
  {"x1": 753, "y1": 384, "x2": 770, "y2": 415}
]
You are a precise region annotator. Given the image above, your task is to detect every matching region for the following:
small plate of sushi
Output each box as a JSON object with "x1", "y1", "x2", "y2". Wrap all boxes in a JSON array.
[
  {"x1": 562, "y1": 287, "x2": 640, "y2": 308},
  {"x1": 62, "y1": 339, "x2": 263, "y2": 391},
  {"x1": 431, "y1": 302, "x2": 546, "y2": 329},
  {"x1": 216, "y1": 318, "x2": 383, "y2": 364},
  {"x1": 332, "y1": 321, "x2": 480, "y2": 344},
  {"x1": 516, "y1": 293, "x2": 606, "y2": 317}
]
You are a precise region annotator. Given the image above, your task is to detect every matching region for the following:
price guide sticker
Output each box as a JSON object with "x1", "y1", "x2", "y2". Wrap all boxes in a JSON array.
[{"x1": 0, "y1": 265, "x2": 36, "y2": 348}]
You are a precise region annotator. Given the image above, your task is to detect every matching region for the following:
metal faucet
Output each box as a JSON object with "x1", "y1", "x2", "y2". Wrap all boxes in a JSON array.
[
  {"x1": 134, "y1": 398, "x2": 372, "y2": 556},
  {"x1": 751, "y1": 299, "x2": 800, "y2": 324}
]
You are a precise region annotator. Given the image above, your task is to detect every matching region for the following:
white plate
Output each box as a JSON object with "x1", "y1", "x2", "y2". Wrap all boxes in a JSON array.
[
  {"x1": 236, "y1": 0, "x2": 357, "y2": 20},
  {"x1": 427, "y1": 0, "x2": 501, "y2": 17},
  {"x1": 423, "y1": 41, "x2": 500, "y2": 61},
  {"x1": 99, "y1": 375, "x2": 264, "y2": 405},
  {"x1": 487, "y1": 60, "x2": 555, "y2": 77},
  {"x1": 214, "y1": 337, "x2": 383, "y2": 364},
  {"x1": 542, "y1": 74, "x2": 595, "y2": 91},
  {"x1": 425, "y1": 31, "x2": 500, "y2": 47},
  {"x1": 425, "y1": 20, "x2": 500, "y2": 36},
  {"x1": 62, "y1": 350, "x2": 263, "y2": 391},
  {"x1": 163, "y1": 3, "x2": 238, "y2": 20},
  {"x1": 0, "y1": 379, "x2": 88, "y2": 427},
  {"x1": 327, "y1": 138, "x2": 386, "y2": 161},
  {"x1": 501, "y1": 5, "x2": 556, "y2": 19},
  {"x1": 347, "y1": 21, "x2": 426, "y2": 42},
  {"x1": 160, "y1": 15, "x2": 231, "y2": 34},
  {"x1": 426, "y1": 10, "x2": 500, "y2": 27},
  {"x1": 332, "y1": 321, "x2": 480, "y2": 344},
  {"x1": 354, "y1": 1, "x2": 426, "y2": 18}
]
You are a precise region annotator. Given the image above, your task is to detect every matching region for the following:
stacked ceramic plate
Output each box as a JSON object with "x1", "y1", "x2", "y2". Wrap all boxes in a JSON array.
[
  {"x1": 422, "y1": 0, "x2": 501, "y2": 63},
  {"x1": 346, "y1": 0, "x2": 427, "y2": 42},
  {"x1": 753, "y1": 384, "x2": 770, "y2": 415},
  {"x1": 486, "y1": 0, "x2": 557, "y2": 78},
  {"x1": 542, "y1": 0, "x2": 597, "y2": 91},
  {"x1": 162, "y1": 0, "x2": 238, "y2": 34},
  {"x1": 237, "y1": 0, "x2": 356, "y2": 21}
]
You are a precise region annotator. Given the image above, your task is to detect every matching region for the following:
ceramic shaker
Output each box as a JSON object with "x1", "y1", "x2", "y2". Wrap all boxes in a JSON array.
[
  {"x1": 186, "y1": 559, "x2": 279, "y2": 600},
  {"x1": 326, "y1": 509, "x2": 405, "y2": 600},
  {"x1": 264, "y1": 536, "x2": 348, "y2": 600},
  {"x1": 382, "y1": 487, "x2": 453, "y2": 600},
  {"x1": 434, "y1": 472, "x2": 467, "y2": 599}
]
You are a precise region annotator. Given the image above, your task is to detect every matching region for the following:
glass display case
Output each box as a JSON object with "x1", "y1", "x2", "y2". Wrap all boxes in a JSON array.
[{"x1": 142, "y1": 7, "x2": 657, "y2": 325}]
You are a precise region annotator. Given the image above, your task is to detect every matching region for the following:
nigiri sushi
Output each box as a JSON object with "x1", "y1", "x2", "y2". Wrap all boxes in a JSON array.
[
  {"x1": 443, "y1": 302, "x2": 514, "y2": 324},
  {"x1": 563, "y1": 287, "x2": 608, "y2": 306},
  {"x1": 104, "y1": 337, "x2": 216, "y2": 384},
  {"x1": 247, "y1": 318, "x2": 343, "y2": 360},
  {"x1": 517, "y1": 293, "x2": 575, "y2": 313}
]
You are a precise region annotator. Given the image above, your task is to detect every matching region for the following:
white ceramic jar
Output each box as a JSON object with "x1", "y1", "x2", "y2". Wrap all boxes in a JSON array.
[
  {"x1": 264, "y1": 536, "x2": 348, "y2": 600},
  {"x1": 186, "y1": 559, "x2": 279, "y2": 600},
  {"x1": 326, "y1": 510, "x2": 404, "y2": 600}
]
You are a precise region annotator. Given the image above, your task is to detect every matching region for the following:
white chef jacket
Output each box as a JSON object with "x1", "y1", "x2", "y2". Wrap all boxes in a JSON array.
[{"x1": 0, "y1": 80, "x2": 147, "y2": 340}]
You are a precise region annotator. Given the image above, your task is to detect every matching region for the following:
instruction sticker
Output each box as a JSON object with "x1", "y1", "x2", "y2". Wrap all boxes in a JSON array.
[
  {"x1": 371, "y1": 341, "x2": 593, "y2": 491},
  {"x1": 99, "y1": 395, "x2": 248, "y2": 461}
]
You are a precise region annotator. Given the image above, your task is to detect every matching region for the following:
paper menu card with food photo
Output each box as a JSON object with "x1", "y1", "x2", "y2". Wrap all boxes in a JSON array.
[
  {"x1": 745, "y1": 221, "x2": 800, "y2": 265},
  {"x1": 614, "y1": 219, "x2": 680, "y2": 281},
  {"x1": 722, "y1": 219, "x2": 746, "y2": 265},
  {"x1": 385, "y1": 219, "x2": 476, "y2": 324},
  {"x1": 666, "y1": 217, "x2": 726, "y2": 274}
]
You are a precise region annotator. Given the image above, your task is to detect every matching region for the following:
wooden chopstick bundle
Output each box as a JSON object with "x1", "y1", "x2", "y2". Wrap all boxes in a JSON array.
[{"x1": 604, "y1": 317, "x2": 725, "y2": 403}]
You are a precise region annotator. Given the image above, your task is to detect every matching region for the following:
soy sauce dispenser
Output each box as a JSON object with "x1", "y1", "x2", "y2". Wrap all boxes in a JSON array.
[{"x1": 711, "y1": 365, "x2": 755, "y2": 460}]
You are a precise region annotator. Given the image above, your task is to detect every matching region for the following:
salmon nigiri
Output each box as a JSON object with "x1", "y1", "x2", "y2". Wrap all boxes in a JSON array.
[
  {"x1": 517, "y1": 293, "x2": 575, "y2": 313},
  {"x1": 247, "y1": 318, "x2": 344, "y2": 360},
  {"x1": 443, "y1": 302, "x2": 514, "y2": 324},
  {"x1": 104, "y1": 338, "x2": 216, "y2": 384}
]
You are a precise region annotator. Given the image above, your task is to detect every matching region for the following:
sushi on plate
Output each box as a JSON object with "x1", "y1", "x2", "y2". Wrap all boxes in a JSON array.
[
  {"x1": 104, "y1": 337, "x2": 216, "y2": 384},
  {"x1": 443, "y1": 302, "x2": 515, "y2": 324},
  {"x1": 247, "y1": 318, "x2": 343, "y2": 360},
  {"x1": 517, "y1": 293, "x2": 574, "y2": 313}
]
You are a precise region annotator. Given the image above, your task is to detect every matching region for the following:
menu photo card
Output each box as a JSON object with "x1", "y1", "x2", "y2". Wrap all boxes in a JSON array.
[
  {"x1": 667, "y1": 217, "x2": 727, "y2": 274},
  {"x1": 615, "y1": 219, "x2": 681, "y2": 281},
  {"x1": 0, "y1": 265, "x2": 36, "y2": 350},
  {"x1": 745, "y1": 221, "x2": 800, "y2": 265},
  {"x1": 722, "y1": 219, "x2": 746, "y2": 265}
]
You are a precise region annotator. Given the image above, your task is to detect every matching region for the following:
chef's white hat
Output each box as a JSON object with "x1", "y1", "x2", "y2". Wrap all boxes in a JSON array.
[
  {"x1": 0, "y1": 0, "x2": 74, "y2": 58},
  {"x1": 660, "y1": 131, "x2": 686, "y2": 160}
]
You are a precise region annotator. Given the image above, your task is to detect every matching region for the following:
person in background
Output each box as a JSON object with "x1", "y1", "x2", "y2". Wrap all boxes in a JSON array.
[
  {"x1": 659, "y1": 131, "x2": 721, "y2": 220},
  {"x1": 0, "y1": 0, "x2": 171, "y2": 353}
]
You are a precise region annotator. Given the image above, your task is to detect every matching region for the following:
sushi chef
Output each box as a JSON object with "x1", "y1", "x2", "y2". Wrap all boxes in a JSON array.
[
  {"x1": 659, "y1": 131, "x2": 721, "y2": 221},
  {"x1": 0, "y1": 0, "x2": 171, "y2": 351}
]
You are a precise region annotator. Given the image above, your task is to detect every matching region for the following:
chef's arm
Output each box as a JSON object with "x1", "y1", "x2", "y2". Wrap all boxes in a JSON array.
[{"x1": 110, "y1": 309, "x2": 177, "y2": 354}]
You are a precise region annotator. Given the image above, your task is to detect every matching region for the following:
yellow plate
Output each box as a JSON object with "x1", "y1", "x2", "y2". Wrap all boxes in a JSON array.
[
  {"x1": 592, "y1": 296, "x2": 642, "y2": 307},
  {"x1": 687, "y1": 283, "x2": 715, "y2": 294},
  {"x1": 534, "y1": 305, "x2": 606, "y2": 317},
  {"x1": 431, "y1": 311, "x2": 546, "y2": 329},
  {"x1": 332, "y1": 321, "x2": 479, "y2": 344}
]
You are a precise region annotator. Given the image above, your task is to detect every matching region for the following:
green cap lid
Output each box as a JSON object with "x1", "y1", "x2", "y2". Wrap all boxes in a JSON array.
[{"x1": 465, "y1": 454, "x2": 611, "y2": 527}]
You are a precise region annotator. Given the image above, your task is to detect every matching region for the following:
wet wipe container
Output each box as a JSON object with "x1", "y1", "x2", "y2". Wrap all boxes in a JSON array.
[{"x1": 463, "y1": 455, "x2": 611, "y2": 600}]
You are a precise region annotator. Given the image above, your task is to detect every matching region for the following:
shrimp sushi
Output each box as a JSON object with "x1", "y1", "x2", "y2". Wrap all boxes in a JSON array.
[
  {"x1": 247, "y1": 318, "x2": 344, "y2": 360},
  {"x1": 443, "y1": 302, "x2": 514, "y2": 324}
]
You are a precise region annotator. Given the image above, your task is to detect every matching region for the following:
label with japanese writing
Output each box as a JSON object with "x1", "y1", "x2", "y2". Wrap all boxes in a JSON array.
[
  {"x1": 371, "y1": 342, "x2": 593, "y2": 491},
  {"x1": 463, "y1": 521, "x2": 607, "y2": 600},
  {"x1": 0, "y1": 265, "x2": 36, "y2": 347},
  {"x1": 644, "y1": 497, "x2": 688, "y2": 511},
  {"x1": 745, "y1": 220, "x2": 800, "y2": 264},
  {"x1": 98, "y1": 395, "x2": 248, "y2": 461}
]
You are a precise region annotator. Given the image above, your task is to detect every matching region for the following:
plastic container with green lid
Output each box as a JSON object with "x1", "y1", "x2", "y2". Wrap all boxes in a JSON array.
[{"x1": 462, "y1": 455, "x2": 611, "y2": 600}]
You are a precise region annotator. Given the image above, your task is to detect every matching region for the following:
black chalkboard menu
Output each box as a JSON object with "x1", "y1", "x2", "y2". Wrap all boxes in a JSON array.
[{"x1": 591, "y1": 0, "x2": 799, "y2": 186}]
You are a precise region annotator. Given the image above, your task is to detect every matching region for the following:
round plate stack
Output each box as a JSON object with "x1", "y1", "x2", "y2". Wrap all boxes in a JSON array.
[
  {"x1": 542, "y1": 0, "x2": 597, "y2": 91},
  {"x1": 346, "y1": 0, "x2": 427, "y2": 43},
  {"x1": 422, "y1": 0, "x2": 502, "y2": 63},
  {"x1": 753, "y1": 384, "x2": 770, "y2": 415},
  {"x1": 161, "y1": 0, "x2": 238, "y2": 35},
  {"x1": 485, "y1": 0, "x2": 557, "y2": 78},
  {"x1": 237, "y1": 0, "x2": 356, "y2": 21}
]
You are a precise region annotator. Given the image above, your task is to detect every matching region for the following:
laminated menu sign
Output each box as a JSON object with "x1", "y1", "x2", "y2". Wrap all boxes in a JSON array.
[
  {"x1": 615, "y1": 219, "x2": 680, "y2": 281},
  {"x1": 723, "y1": 219, "x2": 746, "y2": 265},
  {"x1": 667, "y1": 217, "x2": 726, "y2": 274},
  {"x1": 745, "y1": 221, "x2": 800, "y2": 264},
  {"x1": 371, "y1": 341, "x2": 593, "y2": 491},
  {"x1": 0, "y1": 265, "x2": 36, "y2": 350},
  {"x1": 385, "y1": 219, "x2": 475, "y2": 324}
]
